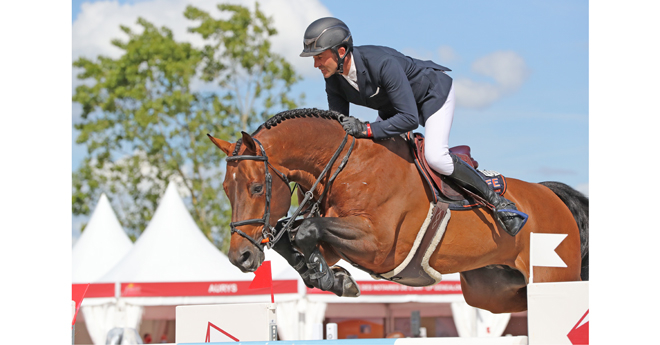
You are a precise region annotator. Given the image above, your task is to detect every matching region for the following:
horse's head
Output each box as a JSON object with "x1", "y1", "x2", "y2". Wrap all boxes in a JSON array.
[{"x1": 209, "y1": 131, "x2": 292, "y2": 273}]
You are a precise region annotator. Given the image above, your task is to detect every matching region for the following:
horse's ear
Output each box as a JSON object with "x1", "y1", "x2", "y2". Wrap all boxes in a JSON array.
[
  {"x1": 240, "y1": 131, "x2": 258, "y2": 155},
  {"x1": 207, "y1": 134, "x2": 233, "y2": 156}
]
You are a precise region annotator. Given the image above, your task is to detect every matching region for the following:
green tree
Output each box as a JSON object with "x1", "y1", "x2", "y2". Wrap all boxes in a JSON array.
[
  {"x1": 72, "y1": 3, "x2": 302, "y2": 251},
  {"x1": 184, "y1": 2, "x2": 302, "y2": 130}
]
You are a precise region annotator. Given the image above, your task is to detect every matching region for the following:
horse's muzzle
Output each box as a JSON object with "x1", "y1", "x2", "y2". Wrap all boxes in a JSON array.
[{"x1": 229, "y1": 247, "x2": 265, "y2": 273}]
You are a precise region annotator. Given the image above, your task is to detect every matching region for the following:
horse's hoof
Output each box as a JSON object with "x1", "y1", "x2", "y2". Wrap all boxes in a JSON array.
[{"x1": 330, "y1": 266, "x2": 361, "y2": 297}]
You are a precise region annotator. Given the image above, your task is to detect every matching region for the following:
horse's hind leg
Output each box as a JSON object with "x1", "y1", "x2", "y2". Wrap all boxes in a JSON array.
[{"x1": 460, "y1": 267, "x2": 528, "y2": 313}]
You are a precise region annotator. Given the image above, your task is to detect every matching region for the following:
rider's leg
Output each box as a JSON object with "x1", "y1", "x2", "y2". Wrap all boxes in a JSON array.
[
  {"x1": 424, "y1": 84, "x2": 527, "y2": 236},
  {"x1": 447, "y1": 154, "x2": 527, "y2": 236},
  {"x1": 423, "y1": 83, "x2": 456, "y2": 176}
]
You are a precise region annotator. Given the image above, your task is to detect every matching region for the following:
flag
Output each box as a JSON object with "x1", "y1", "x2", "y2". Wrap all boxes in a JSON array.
[
  {"x1": 249, "y1": 260, "x2": 273, "y2": 289},
  {"x1": 71, "y1": 283, "x2": 90, "y2": 326},
  {"x1": 530, "y1": 233, "x2": 567, "y2": 268},
  {"x1": 249, "y1": 260, "x2": 274, "y2": 302}
]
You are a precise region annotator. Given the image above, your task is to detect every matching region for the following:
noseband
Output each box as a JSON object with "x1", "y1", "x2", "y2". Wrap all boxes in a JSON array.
[{"x1": 225, "y1": 133, "x2": 355, "y2": 252}]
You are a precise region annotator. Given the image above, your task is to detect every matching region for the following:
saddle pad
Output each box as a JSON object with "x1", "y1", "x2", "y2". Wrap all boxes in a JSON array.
[{"x1": 376, "y1": 202, "x2": 450, "y2": 287}]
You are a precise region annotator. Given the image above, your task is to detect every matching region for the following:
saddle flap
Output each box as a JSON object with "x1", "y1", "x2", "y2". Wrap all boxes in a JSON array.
[{"x1": 407, "y1": 132, "x2": 505, "y2": 206}]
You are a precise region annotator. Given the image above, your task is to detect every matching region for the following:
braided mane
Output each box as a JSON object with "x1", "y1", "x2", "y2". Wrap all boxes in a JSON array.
[{"x1": 232, "y1": 108, "x2": 344, "y2": 155}]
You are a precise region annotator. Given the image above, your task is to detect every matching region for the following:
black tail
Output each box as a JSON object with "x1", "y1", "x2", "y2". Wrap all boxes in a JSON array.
[{"x1": 539, "y1": 181, "x2": 589, "y2": 281}]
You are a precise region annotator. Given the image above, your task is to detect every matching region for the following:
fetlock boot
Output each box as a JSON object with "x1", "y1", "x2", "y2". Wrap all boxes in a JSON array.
[
  {"x1": 447, "y1": 154, "x2": 528, "y2": 236},
  {"x1": 307, "y1": 248, "x2": 335, "y2": 291}
]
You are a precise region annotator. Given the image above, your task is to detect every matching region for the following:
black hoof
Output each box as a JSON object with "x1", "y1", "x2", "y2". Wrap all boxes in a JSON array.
[{"x1": 330, "y1": 266, "x2": 360, "y2": 297}]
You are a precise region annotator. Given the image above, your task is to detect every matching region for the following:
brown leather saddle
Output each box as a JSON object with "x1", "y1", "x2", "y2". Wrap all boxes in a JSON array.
[{"x1": 406, "y1": 132, "x2": 506, "y2": 208}]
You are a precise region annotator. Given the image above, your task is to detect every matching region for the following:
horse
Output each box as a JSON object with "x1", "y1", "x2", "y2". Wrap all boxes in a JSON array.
[{"x1": 209, "y1": 108, "x2": 588, "y2": 314}]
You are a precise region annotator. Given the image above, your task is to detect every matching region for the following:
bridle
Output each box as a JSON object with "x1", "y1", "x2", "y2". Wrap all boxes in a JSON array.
[
  {"x1": 225, "y1": 138, "x2": 291, "y2": 252},
  {"x1": 225, "y1": 133, "x2": 355, "y2": 252}
]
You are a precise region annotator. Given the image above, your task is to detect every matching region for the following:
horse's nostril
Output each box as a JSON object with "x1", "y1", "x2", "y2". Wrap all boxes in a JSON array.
[{"x1": 240, "y1": 250, "x2": 251, "y2": 264}]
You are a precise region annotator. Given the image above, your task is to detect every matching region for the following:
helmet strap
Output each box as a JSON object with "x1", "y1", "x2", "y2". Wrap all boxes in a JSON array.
[{"x1": 333, "y1": 45, "x2": 352, "y2": 75}]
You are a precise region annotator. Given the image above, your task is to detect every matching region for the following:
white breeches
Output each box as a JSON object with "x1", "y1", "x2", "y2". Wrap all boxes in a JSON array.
[{"x1": 423, "y1": 83, "x2": 455, "y2": 175}]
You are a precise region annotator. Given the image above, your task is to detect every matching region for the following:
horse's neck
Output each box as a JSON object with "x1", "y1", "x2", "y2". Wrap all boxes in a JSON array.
[{"x1": 261, "y1": 124, "x2": 346, "y2": 196}]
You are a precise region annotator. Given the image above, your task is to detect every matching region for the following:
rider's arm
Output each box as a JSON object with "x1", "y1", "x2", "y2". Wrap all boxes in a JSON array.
[
  {"x1": 368, "y1": 58, "x2": 419, "y2": 139},
  {"x1": 326, "y1": 78, "x2": 350, "y2": 116}
]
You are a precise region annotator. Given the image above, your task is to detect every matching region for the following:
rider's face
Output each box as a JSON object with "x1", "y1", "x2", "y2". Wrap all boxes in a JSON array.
[{"x1": 313, "y1": 49, "x2": 338, "y2": 78}]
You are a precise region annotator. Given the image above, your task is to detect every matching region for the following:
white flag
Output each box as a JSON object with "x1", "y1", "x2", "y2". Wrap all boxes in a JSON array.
[{"x1": 530, "y1": 233, "x2": 567, "y2": 268}]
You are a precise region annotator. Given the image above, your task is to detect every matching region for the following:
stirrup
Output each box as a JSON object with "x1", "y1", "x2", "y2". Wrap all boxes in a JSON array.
[{"x1": 494, "y1": 209, "x2": 528, "y2": 236}]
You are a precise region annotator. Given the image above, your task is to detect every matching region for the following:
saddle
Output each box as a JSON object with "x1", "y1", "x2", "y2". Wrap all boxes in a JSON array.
[{"x1": 406, "y1": 132, "x2": 507, "y2": 210}]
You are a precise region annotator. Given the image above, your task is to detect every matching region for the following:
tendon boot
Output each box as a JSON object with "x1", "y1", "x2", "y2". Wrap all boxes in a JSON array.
[
  {"x1": 289, "y1": 252, "x2": 315, "y2": 288},
  {"x1": 447, "y1": 154, "x2": 528, "y2": 236},
  {"x1": 307, "y1": 248, "x2": 334, "y2": 291},
  {"x1": 329, "y1": 266, "x2": 361, "y2": 297}
]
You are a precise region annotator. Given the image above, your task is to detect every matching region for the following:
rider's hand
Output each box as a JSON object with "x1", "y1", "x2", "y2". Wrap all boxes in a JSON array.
[{"x1": 340, "y1": 116, "x2": 372, "y2": 138}]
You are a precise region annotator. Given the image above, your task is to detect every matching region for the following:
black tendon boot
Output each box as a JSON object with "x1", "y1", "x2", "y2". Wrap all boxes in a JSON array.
[
  {"x1": 447, "y1": 154, "x2": 528, "y2": 236},
  {"x1": 306, "y1": 249, "x2": 361, "y2": 297},
  {"x1": 290, "y1": 252, "x2": 314, "y2": 289},
  {"x1": 307, "y1": 248, "x2": 335, "y2": 291}
]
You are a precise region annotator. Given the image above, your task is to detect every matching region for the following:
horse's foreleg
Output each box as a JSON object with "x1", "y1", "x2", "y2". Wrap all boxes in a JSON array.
[
  {"x1": 271, "y1": 236, "x2": 314, "y2": 289},
  {"x1": 294, "y1": 216, "x2": 368, "y2": 297}
]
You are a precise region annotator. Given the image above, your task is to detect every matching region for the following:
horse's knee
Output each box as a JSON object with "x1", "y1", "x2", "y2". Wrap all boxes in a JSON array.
[{"x1": 294, "y1": 220, "x2": 322, "y2": 253}]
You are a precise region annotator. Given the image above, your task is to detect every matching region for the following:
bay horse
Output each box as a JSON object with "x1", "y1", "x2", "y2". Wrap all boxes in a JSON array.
[{"x1": 209, "y1": 108, "x2": 588, "y2": 313}]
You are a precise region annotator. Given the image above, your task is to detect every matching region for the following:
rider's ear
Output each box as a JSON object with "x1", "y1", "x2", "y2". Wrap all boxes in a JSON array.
[{"x1": 240, "y1": 131, "x2": 258, "y2": 155}]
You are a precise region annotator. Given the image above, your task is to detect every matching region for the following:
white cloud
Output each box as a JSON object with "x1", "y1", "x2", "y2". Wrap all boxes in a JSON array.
[
  {"x1": 72, "y1": 0, "x2": 331, "y2": 79},
  {"x1": 454, "y1": 50, "x2": 530, "y2": 109},
  {"x1": 575, "y1": 183, "x2": 589, "y2": 197},
  {"x1": 437, "y1": 45, "x2": 458, "y2": 63}
]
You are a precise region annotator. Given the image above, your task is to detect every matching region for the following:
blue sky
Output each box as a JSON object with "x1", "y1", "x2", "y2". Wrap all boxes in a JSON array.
[{"x1": 72, "y1": 0, "x2": 589, "y2": 196}]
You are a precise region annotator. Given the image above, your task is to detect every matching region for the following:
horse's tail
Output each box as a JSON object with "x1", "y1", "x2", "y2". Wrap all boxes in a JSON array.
[{"x1": 539, "y1": 181, "x2": 589, "y2": 281}]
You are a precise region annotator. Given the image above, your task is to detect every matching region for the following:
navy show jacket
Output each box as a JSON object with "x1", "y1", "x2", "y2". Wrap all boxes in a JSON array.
[{"x1": 325, "y1": 45, "x2": 453, "y2": 139}]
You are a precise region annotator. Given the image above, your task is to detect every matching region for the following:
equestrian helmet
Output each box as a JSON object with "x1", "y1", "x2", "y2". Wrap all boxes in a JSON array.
[{"x1": 300, "y1": 17, "x2": 353, "y2": 57}]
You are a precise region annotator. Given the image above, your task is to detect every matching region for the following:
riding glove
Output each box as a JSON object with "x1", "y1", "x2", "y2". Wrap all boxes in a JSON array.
[{"x1": 340, "y1": 116, "x2": 372, "y2": 138}]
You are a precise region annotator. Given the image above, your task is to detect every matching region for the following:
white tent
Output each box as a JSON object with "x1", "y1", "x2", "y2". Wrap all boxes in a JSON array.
[
  {"x1": 72, "y1": 193, "x2": 133, "y2": 284},
  {"x1": 98, "y1": 182, "x2": 243, "y2": 285}
]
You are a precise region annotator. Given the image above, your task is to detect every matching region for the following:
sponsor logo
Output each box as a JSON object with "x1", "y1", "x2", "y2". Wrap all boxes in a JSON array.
[{"x1": 208, "y1": 283, "x2": 239, "y2": 294}]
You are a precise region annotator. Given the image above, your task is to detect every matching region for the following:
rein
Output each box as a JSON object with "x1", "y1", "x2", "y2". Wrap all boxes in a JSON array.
[{"x1": 226, "y1": 133, "x2": 356, "y2": 252}]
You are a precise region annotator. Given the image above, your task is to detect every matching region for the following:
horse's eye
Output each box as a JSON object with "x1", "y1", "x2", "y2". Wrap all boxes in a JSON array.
[{"x1": 250, "y1": 183, "x2": 264, "y2": 195}]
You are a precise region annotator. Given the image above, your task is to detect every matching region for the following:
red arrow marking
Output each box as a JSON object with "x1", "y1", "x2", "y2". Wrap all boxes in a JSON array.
[
  {"x1": 567, "y1": 309, "x2": 589, "y2": 345},
  {"x1": 205, "y1": 322, "x2": 240, "y2": 342}
]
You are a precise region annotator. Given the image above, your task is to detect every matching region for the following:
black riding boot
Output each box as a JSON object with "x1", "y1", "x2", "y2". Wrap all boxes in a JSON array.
[{"x1": 447, "y1": 154, "x2": 528, "y2": 236}]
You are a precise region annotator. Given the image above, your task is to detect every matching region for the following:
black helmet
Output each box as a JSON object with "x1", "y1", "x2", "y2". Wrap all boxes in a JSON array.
[{"x1": 300, "y1": 17, "x2": 353, "y2": 73}]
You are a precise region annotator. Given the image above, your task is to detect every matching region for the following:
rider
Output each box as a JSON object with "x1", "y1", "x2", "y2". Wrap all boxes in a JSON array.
[{"x1": 300, "y1": 17, "x2": 527, "y2": 236}]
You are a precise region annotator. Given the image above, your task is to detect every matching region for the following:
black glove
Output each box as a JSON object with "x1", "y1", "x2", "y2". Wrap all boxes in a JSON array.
[{"x1": 340, "y1": 116, "x2": 371, "y2": 138}]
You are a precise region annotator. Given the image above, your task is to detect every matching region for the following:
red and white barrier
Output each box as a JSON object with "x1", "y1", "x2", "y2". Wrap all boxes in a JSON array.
[{"x1": 175, "y1": 303, "x2": 277, "y2": 343}]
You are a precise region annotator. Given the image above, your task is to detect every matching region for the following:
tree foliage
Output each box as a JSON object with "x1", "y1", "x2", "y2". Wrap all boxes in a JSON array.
[
  {"x1": 185, "y1": 2, "x2": 302, "y2": 130},
  {"x1": 72, "y1": 3, "x2": 302, "y2": 251}
]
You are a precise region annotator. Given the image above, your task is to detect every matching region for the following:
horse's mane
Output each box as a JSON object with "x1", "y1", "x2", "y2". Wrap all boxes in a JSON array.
[{"x1": 232, "y1": 108, "x2": 344, "y2": 155}]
